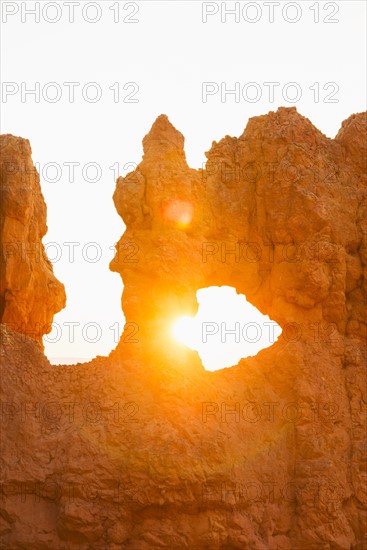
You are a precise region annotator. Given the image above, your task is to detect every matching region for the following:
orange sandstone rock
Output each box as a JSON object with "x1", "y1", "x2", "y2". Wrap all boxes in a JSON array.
[
  {"x1": 0, "y1": 135, "x2": 66, "y2": 345},
  {"x1": 0, "y1": 108, "x2": 366, "y2": 549}
]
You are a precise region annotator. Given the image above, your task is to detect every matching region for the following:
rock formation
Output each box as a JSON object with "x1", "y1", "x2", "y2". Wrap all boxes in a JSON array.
[
  {"x1": 0, "y1": 135, "x2": 66, "y2": 345},
  {"x1": 0, "y1": 108, "x2": 366, "y2": 549}
]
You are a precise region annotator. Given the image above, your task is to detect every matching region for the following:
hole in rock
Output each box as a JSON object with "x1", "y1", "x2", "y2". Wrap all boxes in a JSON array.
[{"x1": 172, "y1": 286, "x2": 282, "y2": 371}]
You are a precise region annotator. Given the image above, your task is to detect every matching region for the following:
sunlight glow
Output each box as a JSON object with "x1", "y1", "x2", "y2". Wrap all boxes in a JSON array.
[
  {"x1": 172, "y1": 315, "x2": 196, "y2": 347},
  {"x1": 171, "y1": 286, "x2": 282, "y2": 371}
]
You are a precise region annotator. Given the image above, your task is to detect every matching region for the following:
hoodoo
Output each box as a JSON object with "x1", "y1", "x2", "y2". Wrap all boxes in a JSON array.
[{"x1": 0, "y1": 135, "x2": 66, "y2": 345}]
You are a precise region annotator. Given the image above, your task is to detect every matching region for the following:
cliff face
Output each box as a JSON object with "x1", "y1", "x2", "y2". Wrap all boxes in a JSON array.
[
  {"x1": 0, "y1": 135, "x2": 66, "y2": 345},
  {"x1": 0, "y1": 109, "x2": 366, "y2": 549}
]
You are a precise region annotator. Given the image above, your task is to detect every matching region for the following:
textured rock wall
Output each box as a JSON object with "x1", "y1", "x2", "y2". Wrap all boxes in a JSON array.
[
  {"x1": 109, "y1": 108, "x2": 367, "y2": 548},
  {"x1": 0, "y1": 135, "x2": 66, "y2": 345},
  {"x1": 0, "y1": 109, "x2": 366, "y2": 549}
]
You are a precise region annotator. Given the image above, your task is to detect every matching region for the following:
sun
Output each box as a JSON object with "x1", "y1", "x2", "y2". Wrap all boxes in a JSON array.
[{"x1": 172, "y1": 315, "x2": 195, "y2": 347}]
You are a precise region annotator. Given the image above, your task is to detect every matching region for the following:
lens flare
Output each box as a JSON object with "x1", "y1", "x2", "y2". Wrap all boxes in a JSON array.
[{"x1": 163, "y1": 199, "x2": 193, "y2": 228}]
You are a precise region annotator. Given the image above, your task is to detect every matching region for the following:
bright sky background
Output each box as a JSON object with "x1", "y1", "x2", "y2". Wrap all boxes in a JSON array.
[{"x1": 1, "y1": 1, "x2": 366, "y2": 366}]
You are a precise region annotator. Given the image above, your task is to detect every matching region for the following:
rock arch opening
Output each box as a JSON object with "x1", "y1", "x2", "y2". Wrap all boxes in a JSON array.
[{"x1": 172, "y1": 286, "x2": 282, "y2": 371}]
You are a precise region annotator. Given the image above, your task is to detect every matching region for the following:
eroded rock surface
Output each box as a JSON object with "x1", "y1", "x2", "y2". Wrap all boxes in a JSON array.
[
  {"x1": 1, "y1": 109, "x2": 366, "y2": 549},
  {"x1": 0, "y1": 135, "x2": 66, "y2": 345}
]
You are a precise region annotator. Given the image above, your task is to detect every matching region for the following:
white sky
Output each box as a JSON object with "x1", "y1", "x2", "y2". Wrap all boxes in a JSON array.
[
  {"x1": 173, "y1": 287, "x2": 283, "y2": 371},
  {"x1": 1, "y1": 1, "x2": 366, "y2": 365}
]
